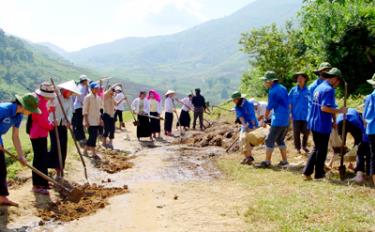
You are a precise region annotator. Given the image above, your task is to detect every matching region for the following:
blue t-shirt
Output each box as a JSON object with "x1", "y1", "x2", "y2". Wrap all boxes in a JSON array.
[
  {"x1": 307, "y1": 78, "x2": 324, "y2": 124},
  {"x1": 308, "y1": 80, "x2": 336, "y2": 134},
  {"x1": 0, "y1": 103, "x2": 23, "y2": 146},
  {"x1": 289, "y1": 85, "x2": 309, "y2": 121},
  {"x1": 235, "y1": 99, "x2": 258, "y2": 129},
  {"x1": 364, "y1": 90, "x2": 375, "y2": 135},
  {"x1": 267, "y1": 83, "x2": 289, "y2": 127},
  {"x1": 337, "y1": 108, "x2": 368, "y2": 142}
]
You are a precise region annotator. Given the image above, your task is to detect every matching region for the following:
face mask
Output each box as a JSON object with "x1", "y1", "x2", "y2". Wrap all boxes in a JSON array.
[{"x1": 62, "y1": 89, "x2": 71, "y2": 98}]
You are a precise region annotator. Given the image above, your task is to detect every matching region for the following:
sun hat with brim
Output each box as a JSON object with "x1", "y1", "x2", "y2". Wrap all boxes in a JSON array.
[
  {"x1": 89, "y1": 82, "x2": 99, "y2": 89},
  {"x1": 79, "y1": 74, "x2": 89, "y2": 82},
  {"x1": 16, "y1": 93, "x2": 41, "y2": 114},
  {"x1": 35, "y1": 82, "x2": 56, "y2": 98},
  {"x1": 321, "y1": 67, "x2": 343, "y2": 79},
  {"x1": 165, "y1": 90, "x2": 176, "y2": 96},
  {"x1": 314, "y1": 62, "x2": 332, "y2": 75},
  {"x1": 292, "y1": 72, "x2": 309, "y2": 81},
  {"x1": 260, "y1": 71, "x2": 278, "y2": 81},
  {"x1": 366, "y1": 73, "x2": 375, "y2": 85},
  {"x1": 58, "y1": 80, "x2": 81, "y2": 95},
  {"x1": 231, "y1": 91, "x2": 247, "y2": 100},
  {"x1": 114, "y1": 86, "x2": 122, "y2": 92}
]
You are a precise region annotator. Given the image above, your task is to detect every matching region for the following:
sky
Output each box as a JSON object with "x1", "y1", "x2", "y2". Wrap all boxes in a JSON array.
[{"x1": 0, "y1": 0, "x2": 254, "y2": 52}]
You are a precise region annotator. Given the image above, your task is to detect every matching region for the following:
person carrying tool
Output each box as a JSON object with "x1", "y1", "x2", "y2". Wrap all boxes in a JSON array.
[
  {"x1": 289, "y1": 72, "x2": 310, "y2": 154},
  {"x1": 48, "y1": 80, "x2": 80, "y2": 179},
  {"x1": 83, "y1": 82, "x2": 103, "y2": 158},
  {"x1": 164, "y1": 90, "x2": 176, "y2": 136},
  {"x1": 232, "y1": 91, "x2": 259, "y2": 165},
  {"x1": 256, "y1": 71, "x2": 289, "y2": 168},
  {"x1": 177, "y1": 94, "x2": 194, "y2": 131},
  {"x1": 102, "y1": 84, "x2": 121, "y2": 149},
  {"x1": 0, "y1": 94, "x2": 39, "y2": 206},
  {"x1": 363, "y1": 73, "x2": 375, "y2": 185},
  {"x1": 72, "y1": 75, "x2": 89, "y2": 146},
  {"x1": 131, "y1": 91, "x2": 152, "y2": 141},
  {"x1": 114, "y1": 86, "x2": 126, "y2": 130},
  {"x1": 29, "y1": 82, "x2": 56, "y2": 195},
  {"x1": 303, "y1": 68, "x2": 347, "y2": 180},
  {"x1": 147, "y1": 89, "x2": 162, "y2": 139},
  {"x1": 192, "y1": 88, "x2": 206, "y2": 131}
]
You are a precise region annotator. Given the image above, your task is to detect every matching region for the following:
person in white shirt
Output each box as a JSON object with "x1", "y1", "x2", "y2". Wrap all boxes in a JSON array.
[
  {"x1": 164, "y1": 90, "x2": 176, "y2": 136},
  {"x1": 250, "y1": 99, "x2": 270, "y2": 126},
  {"x1": 113, "y1": 86, "x2": 126, "y2": 130},
  {"x1": 48, "y1": 80, "x2": 80, "y2": 178},
  {"x1": 147, "y1": 89, "x2": 162, "y2": 138},
  {"x1": 131, "y1": 91, "x2": 152, "y2": 141},
  {"x1": 177, "y1": 94, "x2": 194, "y2": 130}
]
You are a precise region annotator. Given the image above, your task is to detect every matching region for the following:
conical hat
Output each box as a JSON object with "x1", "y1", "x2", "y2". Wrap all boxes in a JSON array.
[
  {"x1": 165, "y1": 90, "x2": 176, "y2": 96},
  {"x1": 58, "y1": 80, "x2": 81, "y2": 95}
]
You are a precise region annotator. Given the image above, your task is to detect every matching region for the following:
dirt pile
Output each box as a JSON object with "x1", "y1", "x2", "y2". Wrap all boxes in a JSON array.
[
  {"x1": 38, "y1": 183, "x2": 128, "y2": 222},
  {"x1": 93, "y1": 148, "x2": 135, "y2": 174}
]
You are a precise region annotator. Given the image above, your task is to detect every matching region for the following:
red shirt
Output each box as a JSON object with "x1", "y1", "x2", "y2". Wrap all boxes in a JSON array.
[{"x1": 29, "y1": 94, "x2": 53, "y2": 139}]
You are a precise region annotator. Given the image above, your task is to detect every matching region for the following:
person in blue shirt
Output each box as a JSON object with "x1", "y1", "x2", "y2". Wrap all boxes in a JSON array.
[
  {"x1": 303, "y1": 68, "x2": 347, "y2": 180},
  {"x1": 0, "y1": 93, "x2": 40, "y2": 206},
  {"x1": 307, "y1": 62, "x2": 332, "y2": 125},
  {"x1": 289, "y1": 72, "x2": 310, "y2": 154},
  {"x1": 232, "y1": 91, "x2": 259, "y2": 165},
  {"x1": 363, "y1": 73, "x2": 375, "y2": 185},
  {"x1": 257, "y1": 71, "x2": 289, "y2": 168},
  {"x1": 332, "y1": 108, "x2": 370, "y2": 183}
]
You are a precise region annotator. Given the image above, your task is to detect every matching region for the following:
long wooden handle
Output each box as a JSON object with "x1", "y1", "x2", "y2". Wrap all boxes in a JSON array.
[
  {"x1": 226, "y1": 136, "x2": 239, "y2": 153},
  {"x1": 340, "y1": 82, "x2": 348, "y2": 166},
  {"x1": 50, "y1": 78, "x2": 88, "y2": 181},
  {"x1": 52, "y1": 112, "x2": 64, "y2": 176}
]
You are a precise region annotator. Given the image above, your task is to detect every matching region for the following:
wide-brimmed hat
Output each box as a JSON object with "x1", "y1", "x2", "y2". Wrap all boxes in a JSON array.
[
  {"x1": 366, "y1": 73, "x2": 375, "y2": 85},
  {"x1": 231, "y1": 91, "x2": 247, "y2": 100},
  {"x1": 35, "y1": 82, "x2": 55, "y2": 98},
  {"x1": 292, "y1": 72, "x2": 309, "y2": 81},
  {"x1": 58, "y1": 80, "x2": 81, "y2": 95},
  {"x1": 321, "y1": 67, "x2": 343, "y2": 79},
  {"x1": 260, "y1": 71, "x2": 278, "y2": 81},
  {"x1": 314, "y1": 62, "x2": 332, "y2": 75},
  {"x1": 114, "y1": 86, "x2": 122, "y2": 92},
  {"x1": 89, "y1": 82, "x2": 99, "y2": 89},
  {"x1": 79, "y1": 74, "x2": 89, "y2": 82},
  {"x1": 15, "y1": 93, "x2": 41, "y2": 114},
  {"x1": 165, "y1": 90, "x2": 176, "y2": 96}
]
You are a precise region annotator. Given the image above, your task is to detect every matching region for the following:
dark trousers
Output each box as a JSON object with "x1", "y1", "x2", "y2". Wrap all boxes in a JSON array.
[
  {"x1": 164, "y1": 112, "x2": 174, "y2": 133},
  {"x1": 102, "y1": 113, "x2": 115, "y2": 139},
  {"x1": 355, "y1": 142, "x2": 371, "y2": 175},
  {"x1": 193, "y1": 108, "x2": 204, "y2": 129},
  {"x1": 368, "y1": 135, "x2": 375, "y2": 176},
  {"x1": 31, "y1": 138, "x2": 49, "y2": 188},
  {"x1": 87, "y1": 126, "x2": 99, "y2": 147},
  {"x1": 293, "y1": 120, "x2": 309, "y2": 150},
  {"x1": 114, "y1": 110, "x2": 123, "y2": 123},
  {"x1": 338, "y1": 121, "x2": 362, "y2": 145},
  {"x1": 48, "y1": 126, "x2": 68, "y2": 169},
  {"x1": 0, "y1": 151, "x2": 9, "y2": 196},
  {"x1": 72, "y1": 108, "x2": 86, "y2": 141},
  {"x1": 303, "y1": 131, "x2": 330, "y2": 179}
]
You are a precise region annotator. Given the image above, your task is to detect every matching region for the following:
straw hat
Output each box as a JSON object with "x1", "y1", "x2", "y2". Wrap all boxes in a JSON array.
[
  {"x1": 58, "y1": 80, "x2": 81, "y2": 95},
  {"x1": 165, "y1": 90, "x2": 176, "y2": 96},
  {"x1": 35, "y1": 82, "x2": 55, "y2": 98}
]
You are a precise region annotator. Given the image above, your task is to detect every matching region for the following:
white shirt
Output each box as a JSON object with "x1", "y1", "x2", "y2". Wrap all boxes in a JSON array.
[
  {"x1": 131, "y1": 98, "x2": 150, "y2": 115},
  {"x1": 180, "y1": 97, "x2": 194, "y2": 112},
  {"x1": 114, "y1": 92, "x2": 125, "y2": 111},
  {"x1": 49, "y1": 94, "x2": 74, "y2": 126},
  {"x1": 255, "y1": 101, "x2": 271, "y2": 125},
  {"x1": 164, "y1": 97, "x2": 175, "y2": 113}
]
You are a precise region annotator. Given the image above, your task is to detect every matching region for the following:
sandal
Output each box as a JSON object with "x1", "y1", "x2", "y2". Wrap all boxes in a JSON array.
[{"x1": 32, "y1": 187, "x2": 50, "y2": 196}]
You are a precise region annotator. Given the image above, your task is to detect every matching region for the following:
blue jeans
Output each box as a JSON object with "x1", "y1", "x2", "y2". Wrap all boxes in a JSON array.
[{"x1": 265, "y1": 126, "x2": 288, "y2": 150}]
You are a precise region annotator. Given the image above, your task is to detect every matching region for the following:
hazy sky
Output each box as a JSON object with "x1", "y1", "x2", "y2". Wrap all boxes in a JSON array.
[{"x1": 0, "y1": 0, "x2": 254, "y2": 51}]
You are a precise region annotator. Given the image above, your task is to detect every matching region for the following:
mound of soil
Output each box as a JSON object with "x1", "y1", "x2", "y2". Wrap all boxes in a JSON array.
[
  {"x1": 38, "y1": 183, "x2": 128, "y2": 222},
  {"x1": 93, "y1": 148, "x2": 134, "y2": 174}
]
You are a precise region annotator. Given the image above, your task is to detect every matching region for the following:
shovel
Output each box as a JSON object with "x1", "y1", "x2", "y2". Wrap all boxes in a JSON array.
[
  {"x1": 172, "y1": 100, "x2": 183, "y2": 143},
  {"x1": 121, "y1": 84, "x2": 140, "y2": 126},
  {"x1": 339, "y1": 81, "x2": 348, "y2": 180},
  {"x1": 52, "y1": 111, "x2": 64, "y2": 178},
  {"x1": 3, "y1": 149, "x2": 84, "y2": 203}
]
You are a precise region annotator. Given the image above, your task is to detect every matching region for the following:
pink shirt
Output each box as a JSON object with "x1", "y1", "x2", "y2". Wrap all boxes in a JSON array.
[{"x1": 30, "y1": 94, "x2": 53, "y2": 139}]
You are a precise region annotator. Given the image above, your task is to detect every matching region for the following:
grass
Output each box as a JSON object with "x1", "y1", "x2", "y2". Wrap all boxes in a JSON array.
[{"x1": 217, "y1": 158, "x2": 375, "y2": 232}]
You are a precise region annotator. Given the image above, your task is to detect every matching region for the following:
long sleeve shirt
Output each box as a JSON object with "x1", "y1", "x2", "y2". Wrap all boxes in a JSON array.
[
  {"x1": 48, "y1": 94, "x2": 74, "y2": 126},
  {"x1": 288, "y1": 85, "x2": 309, "y2": 121},
  {"x1": 364, "y1": 90, "x2": 375, "y2": 135},
  {"x1": 131, "y1": 98, "x2": 150, "y2": 115},
  {"x1": 235, "y1": 99, "x2": 258, "y2": 129},
  {"x1": 73, "y1": 83, "x2": 89, "y2": 110},
  {"x1": 0, "y1": 103, "x2": 23, "y2": 146},
  {"x1": 180, "y1": 97, "x2": 194, "y2": 112},
  {"x1": 30, "y1": 94, "x2": 53, "y2": 139},
  {"x1": 267, "y1": 83, "x2": 289, "y2": 127},
  {"x1": 114, "y1": 92, "x2": 125, "y2": 111},
  {"x1": 83, "y1": 93, "x2": 103, "y2": 126},
  {"x1": 164, "y1": 97, "x2": 175, "y2": 113},
  {"x1": 192, "y1": 94, "x2": 205, "y2": 108}
]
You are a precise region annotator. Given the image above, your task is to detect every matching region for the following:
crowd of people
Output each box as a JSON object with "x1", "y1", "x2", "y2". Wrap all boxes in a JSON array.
[
  {"x1": 232, "y1": 62, "x2": 375, "y2": 185},
  {"x1": 0, "y1": 76, "x2": 208, "y2": 206}
]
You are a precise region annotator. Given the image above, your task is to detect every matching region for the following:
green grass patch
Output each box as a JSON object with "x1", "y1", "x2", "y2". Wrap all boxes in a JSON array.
[{"x1": 217, "y1": 158, "x2": 375, "y2": 232}]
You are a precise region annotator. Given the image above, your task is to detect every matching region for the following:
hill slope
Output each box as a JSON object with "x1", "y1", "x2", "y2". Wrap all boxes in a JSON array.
[{"x1": 68, "y1": 0, "x2": 302, "y2": 103}]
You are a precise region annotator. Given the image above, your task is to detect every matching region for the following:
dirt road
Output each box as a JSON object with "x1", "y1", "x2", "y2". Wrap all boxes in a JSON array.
[{"x1": 1, "y1": 125, "x2": 249, "y2": 232}]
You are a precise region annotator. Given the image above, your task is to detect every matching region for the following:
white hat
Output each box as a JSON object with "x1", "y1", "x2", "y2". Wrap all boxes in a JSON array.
[
  {"x1": 114, "y1": 86, "x2": 122, "y2": 92},
  {"x1": 165, "y1": 90, "x2": 176, "y2": 96},
  {"x1": 35, "y1": 82, "x2": 56, "y2": 98},
  {"x1": 58, "y1": 80, "x2": 81, "y2": 95},
  {"x1": 79, "y1": 74, "x2": 88, "y2": 82}
]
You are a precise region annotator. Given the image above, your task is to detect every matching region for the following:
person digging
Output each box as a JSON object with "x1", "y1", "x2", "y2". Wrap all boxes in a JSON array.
[{"x1": 232, "y1": 91, "x2": 259, "y2": 165}]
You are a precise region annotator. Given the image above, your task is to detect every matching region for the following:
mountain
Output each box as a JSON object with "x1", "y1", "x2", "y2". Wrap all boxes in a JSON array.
[
  {"x1": 68, "y1": 0, "x2": 302, "y2": 104},
  {"x1": 0, "y1": 29, "x2": 150, "y2": 101},
  {"x1": 39, "y1": 42, "x2": 69, "y2": 58}
]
